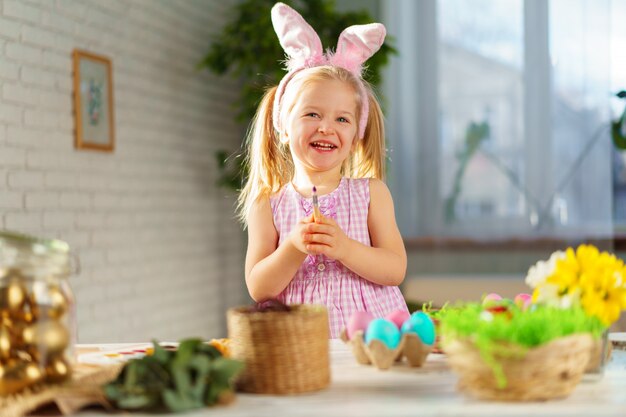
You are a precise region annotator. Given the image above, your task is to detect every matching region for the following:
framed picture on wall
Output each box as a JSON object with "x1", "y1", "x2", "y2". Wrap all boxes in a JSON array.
[{"x1": 72, "y1": 49, "x2": 115, "y2": 152}]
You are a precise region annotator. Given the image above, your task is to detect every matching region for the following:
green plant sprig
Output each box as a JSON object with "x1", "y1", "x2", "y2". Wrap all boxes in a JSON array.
[{"x1": 104, "y1": 339, "x2": 244, "y2": 413}]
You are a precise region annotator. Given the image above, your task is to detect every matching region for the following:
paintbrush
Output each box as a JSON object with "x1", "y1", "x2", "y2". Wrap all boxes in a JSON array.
[{"x1": 312, "y1": 185, "x2": 322, "y2": 222}]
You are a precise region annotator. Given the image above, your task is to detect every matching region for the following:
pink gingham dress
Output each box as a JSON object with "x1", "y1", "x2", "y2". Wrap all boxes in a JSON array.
[{"x1": 270, "y1": 177, "x2": 408, "y2": 338}]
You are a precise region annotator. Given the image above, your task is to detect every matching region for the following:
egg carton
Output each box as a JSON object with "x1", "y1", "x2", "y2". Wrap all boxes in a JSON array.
[{"x1": 340, "y1": 329, "x2": 432, "y2": 370}]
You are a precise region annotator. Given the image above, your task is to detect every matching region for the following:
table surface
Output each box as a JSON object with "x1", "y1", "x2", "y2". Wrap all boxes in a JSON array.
[{"x1": 44, "y1": 335, "x2": 626, "y2": 417}]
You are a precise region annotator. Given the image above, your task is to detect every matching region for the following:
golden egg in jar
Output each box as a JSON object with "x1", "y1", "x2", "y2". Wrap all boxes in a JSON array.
[
  {"x1": 0, "y1": 362, "x2": 31, "y2": 395},
  {"x1": 22, "y1": 321, "x2": 70, "y2": 354},
  {"x1": 29, "y1": 283, "x2": 68, "y2": 320},
  {"x1": 0, "y1": 326, "x2": 12, "y2": 360},
  {"x1": 0, "y1": 281, "x2": 28, "y2": 315},
  {"x1": 15, "y1": 349, "x2": 34, "y2": 363},
  {"x1": 24, "y1": 361, "x2": 44, "y2": 383},
  {"x1": 1, "y1": 314, "x2": 13, "y2": 327},
  {"x1": 47, "y1": 286, "x2": 69, "y2": 319},
  {"x1": 45, "y1": 355, "x2": 71, "y2": 382},
  {"x1": 0, "y1": 360, "x2": 42, "y2": 395},
  {"x1": 25, "y1": 346, "x2": 41, "y2": 363},
  {"x1": 12, "y1": 308, "x2": 34, "y2": 325}
]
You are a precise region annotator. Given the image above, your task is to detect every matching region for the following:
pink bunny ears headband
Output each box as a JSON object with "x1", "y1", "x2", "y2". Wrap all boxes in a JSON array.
[{"x1": 271, "y1": 2, "x2": 386, "y2": 139}]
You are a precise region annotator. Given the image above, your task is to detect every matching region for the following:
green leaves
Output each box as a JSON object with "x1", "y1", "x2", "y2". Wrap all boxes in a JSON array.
[
  {"x1": 214, "y1": 150, "x2": 246, "y2": 191},
  {"x1": 104, "y1": 339, "x2": 244, "y2": 413},
  {"x1": 612, "y1": 90, "x2": 626, "y2": 150}
]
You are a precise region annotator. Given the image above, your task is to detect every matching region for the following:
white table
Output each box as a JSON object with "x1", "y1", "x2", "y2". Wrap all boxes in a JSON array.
[{"x1": 64, "y1": 337, "x2": 626, "y2": 417}]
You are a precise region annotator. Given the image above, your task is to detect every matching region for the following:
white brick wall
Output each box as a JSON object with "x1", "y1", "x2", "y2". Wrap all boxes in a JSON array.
[{"x1": 0, "y1": 0, "x2": 249, "y2": 343}]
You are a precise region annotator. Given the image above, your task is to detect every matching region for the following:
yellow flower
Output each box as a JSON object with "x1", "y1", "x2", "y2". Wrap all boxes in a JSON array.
[
  {"x1": 528, "y1": 244, "x2": 626, "y2": 327},
  {"x1": 545, "y1": 247, "x2": 582, "y2": 297},
  {"x1": 577, "y1": 250, "x2": 626, "y2": 326}
]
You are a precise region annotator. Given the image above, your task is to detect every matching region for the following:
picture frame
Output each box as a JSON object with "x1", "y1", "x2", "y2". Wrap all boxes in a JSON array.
[{"x1": 72, "y1": 49, "x2": 115, "y2": 152}]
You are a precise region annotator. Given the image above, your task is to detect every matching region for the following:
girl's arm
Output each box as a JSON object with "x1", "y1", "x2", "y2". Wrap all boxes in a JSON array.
[
  {"x1": 305, "y1": 179, "x2": 407, "y2": 286},
  {"x1": 244, "y1": 195, "x2": 308, "y2": 301}
]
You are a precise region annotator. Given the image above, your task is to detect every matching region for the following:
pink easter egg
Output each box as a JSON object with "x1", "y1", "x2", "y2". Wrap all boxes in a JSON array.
[
  {"x1": 514, "y1": 293, "x2": 532, "y2": 310},
  {"x1": 484, "y1": 293, "x2": 502, "y2": 301},
  {"x1": 346, "y1": 311, "x2": 375, "y2": 339},
  {"x1": 514, "y1": 293, "x2": 531, "y2": 303},
  {"x1": 385, "y1": 310, "x2": 411, "y2": 330},
  {"x1": 482, "y1": 293, "x2": 502, "y2": 307}
]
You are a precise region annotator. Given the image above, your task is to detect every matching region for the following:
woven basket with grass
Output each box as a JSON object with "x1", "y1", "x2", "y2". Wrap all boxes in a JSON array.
[
  {"x1": 445, "y1": 333, "x2": 593, "y2": 401},
  {"x1": 227, "y1": 304, "x2": 330, "y2": 394}
]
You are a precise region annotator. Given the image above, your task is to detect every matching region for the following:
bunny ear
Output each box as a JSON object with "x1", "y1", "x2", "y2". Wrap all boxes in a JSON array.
[
  {"x1": 330, "y1": 23, "x2": 386, "y2": 74},
  {"x1": 271, "y1": 3, "x2": 324, "y2": 70}
]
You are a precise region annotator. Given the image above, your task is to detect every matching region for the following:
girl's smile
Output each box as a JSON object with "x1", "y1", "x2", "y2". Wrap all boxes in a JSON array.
[{"x1": 310, "y1": 140, "x2": 337, "y2": 151}]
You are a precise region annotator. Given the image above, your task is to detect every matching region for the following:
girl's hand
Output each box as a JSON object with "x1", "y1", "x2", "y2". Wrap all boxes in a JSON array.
[
  {"x1": 303, "y1": 215, "x2": 351, "y2": 261},
  {"x1": 287, "y1": 214, "x2": 317, "y2": 254}
]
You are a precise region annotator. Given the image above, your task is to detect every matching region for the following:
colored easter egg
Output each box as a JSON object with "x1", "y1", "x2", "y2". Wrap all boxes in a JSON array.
[
  {"x1": 482, "y1": 293, "x2": 502, "y2": 307},
  {"x1": 346, "y1": 311, "x2": 375, "y2": 339},
  {"x1": 400, "y1": 312, "x2": 436, "y2": 345},
  {"x1": 514, "y1": 293, "x2": 532, "y2": 310},
  {"x1": 385, "y1": 310, "x2": 410, "y2": 330},
  {"x1": 485, "y1": 304, "x2": 513, "y2": 319},
  {"x1": 365, "y1": 318, "x2": 401, "y2": 349}
]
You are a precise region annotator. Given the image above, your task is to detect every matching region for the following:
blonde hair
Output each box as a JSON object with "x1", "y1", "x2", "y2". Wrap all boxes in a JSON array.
[{"x1": 237, "y1": 66, "x2": 385, "y2": 224}]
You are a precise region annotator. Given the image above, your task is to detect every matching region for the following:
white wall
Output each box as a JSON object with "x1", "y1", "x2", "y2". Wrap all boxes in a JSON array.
[{"x1": 0, "y1": 0, "x2": 248, "y2": 342}]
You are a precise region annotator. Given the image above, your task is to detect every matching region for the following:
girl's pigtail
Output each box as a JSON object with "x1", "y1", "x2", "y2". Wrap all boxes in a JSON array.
[
  {"x1": 350, "y1": 89, "x2": 386, "y2": 180},
  {"x1": 238, "y1": 87, "x2": 293, "y2": 224}
]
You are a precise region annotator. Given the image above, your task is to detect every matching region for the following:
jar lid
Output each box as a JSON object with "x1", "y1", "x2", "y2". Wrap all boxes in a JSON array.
[
  {"x1": 0, "y1": 231, "x2": 71, "y2": 275},
  {"x1": 0, "y1": 230, "x2": 69, "y2": 255}
]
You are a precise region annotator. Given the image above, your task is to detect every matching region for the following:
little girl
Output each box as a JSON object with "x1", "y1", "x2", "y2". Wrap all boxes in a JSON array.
[{"x1": 239, "y1": 3, "x2": 408, "y2": 338}]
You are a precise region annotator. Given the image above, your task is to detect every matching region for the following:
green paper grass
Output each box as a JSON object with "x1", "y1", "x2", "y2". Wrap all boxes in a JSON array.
[{"x1": 439, "y1": 303, "x2": 603, "y2": 388}]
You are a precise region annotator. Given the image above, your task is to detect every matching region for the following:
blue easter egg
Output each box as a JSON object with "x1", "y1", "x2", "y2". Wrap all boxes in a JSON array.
[
  {"x1": 364, "y1": 318, "x2": 401, "y2": 349},
  {"x1": 400, "y1": 312, "x2": 436, "y2": 345}
]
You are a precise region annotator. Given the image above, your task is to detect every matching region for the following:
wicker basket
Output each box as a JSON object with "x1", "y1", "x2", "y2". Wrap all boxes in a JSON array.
[
  {"x1": 444, "y1": 333, "x2": 593, "y2": 401},
  {"x1": 227, "y1": 304, "x2": 330, "y2": 394}
]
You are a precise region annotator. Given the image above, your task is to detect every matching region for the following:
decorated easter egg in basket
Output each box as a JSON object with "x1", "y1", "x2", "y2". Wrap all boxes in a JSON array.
[
  {"x1": 346, "y1": 311, "x2": 374, "y2": 339},
  {"x1": 341, "y1": 311, "x2": 434, "y2": 370},
  {"x1": 401, "y1": 312, "x2": 436, "y2": 345},
  {"x1": 385, "y1": 310, "x2": 410, "y2": 329}
]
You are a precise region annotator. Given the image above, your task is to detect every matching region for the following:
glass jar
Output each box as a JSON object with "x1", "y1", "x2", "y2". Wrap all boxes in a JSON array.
[
  {"x1": 0, "y1": 231, "x2": 76, "y2": 395},
  {"x1": 585, "y1": 329, "x2": 611, "y2": 380}
]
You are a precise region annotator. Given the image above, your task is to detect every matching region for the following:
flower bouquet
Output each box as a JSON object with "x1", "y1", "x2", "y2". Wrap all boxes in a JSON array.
[{"x1": 525, "y1": 244, "x2": 626, "y2": 372}]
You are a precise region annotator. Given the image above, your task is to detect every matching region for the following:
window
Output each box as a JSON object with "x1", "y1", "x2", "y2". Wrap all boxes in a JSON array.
[{"x1": 383, "y1": 0, "x2": 623, "y2": 240}]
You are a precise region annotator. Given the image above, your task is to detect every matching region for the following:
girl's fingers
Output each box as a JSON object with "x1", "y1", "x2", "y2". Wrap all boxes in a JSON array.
[
  {"x1": 305, "y1": 234, "x2": 335, "y2": 250},
  {"x1": 308, "y1": 232, "x2": 331, "y2": 245},
  {"x1": 304, "y1": 233, "x2": 327, "y2": 243},
  {"x1": 306, "y1": 243, "x2": 329, "y2": 255},
  {"x1": 307, "y1": 223, "x2": 335, "y2": 236}
]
